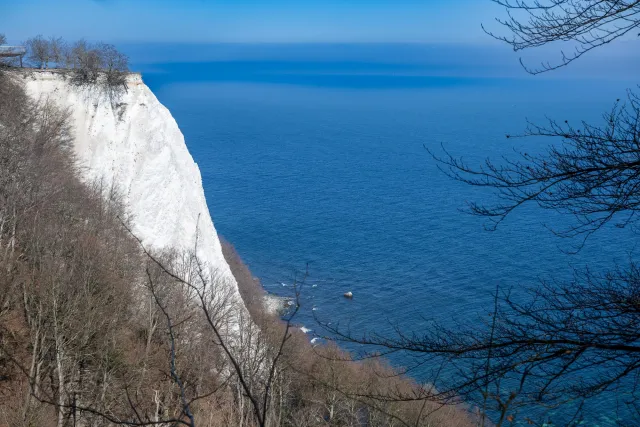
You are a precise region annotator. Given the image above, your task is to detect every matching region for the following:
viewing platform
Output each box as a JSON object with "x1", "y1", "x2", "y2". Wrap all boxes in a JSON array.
[{"x1": 0, "y1": 46, "x2": 26, "y2": 58}]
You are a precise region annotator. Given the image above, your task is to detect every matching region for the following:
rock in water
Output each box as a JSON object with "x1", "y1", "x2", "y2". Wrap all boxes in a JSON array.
[{"x1": 344, "y1": 291, "x2": 353, "y2": 299}]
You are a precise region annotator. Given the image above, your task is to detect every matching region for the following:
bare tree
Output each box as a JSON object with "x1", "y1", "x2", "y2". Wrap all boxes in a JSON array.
[
  {"x1": 48, "y1": 36, "x2": 65, "y2": 68},
  {"x1": 70, "y1": 39, "x2": 89, "y2": 70},
  {"x1": 98, "y1": 42, "x2": 130, "y2": 95},
  {"x1": 68, "y1": 40, "x2": 130, "y2": 103},
  {"x1": 0, "y1": 34, "x2": 6, "y2": 45},
  {"x1": 71, "y1": 40, "x2": 103, "y2": 83},
  {"x1": 25, "y1": 35, "x2": 51, "y2": 69},
  {"x1": 130, "y1": 232, "x2": 304, "y2": 427},
  {"x1": 99, "y1": 43, "x2": 128, "y2": 76}
]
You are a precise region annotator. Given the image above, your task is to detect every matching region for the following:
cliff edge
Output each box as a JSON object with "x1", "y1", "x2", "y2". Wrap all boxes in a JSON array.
[{"x1": 21, "y1": 71, "x2": 240, "y2": 300}]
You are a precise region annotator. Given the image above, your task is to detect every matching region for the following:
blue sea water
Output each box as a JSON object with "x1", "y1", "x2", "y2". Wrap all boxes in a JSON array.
[{"x1": 136, "y1": 49, "x2": 637, "y2": 425}]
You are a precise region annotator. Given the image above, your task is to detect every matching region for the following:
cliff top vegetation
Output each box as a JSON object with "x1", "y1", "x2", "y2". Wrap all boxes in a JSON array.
[{"x1": 1, "y1": 33, "x2": 129, "y2": 91}]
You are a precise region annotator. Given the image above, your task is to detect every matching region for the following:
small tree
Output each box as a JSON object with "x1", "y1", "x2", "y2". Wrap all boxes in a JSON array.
[
  {"x1": 71, "y1": 40, "x2": 102, "y2": 83},
  {"x1": 70, "y1": 39, "x2": 88, "y2": 69},
  {"x1": 0, "y1": 34, "x2": 6, "y2": 45},
  {"x1": 98, "y1": 43, "x2": 129, "y2": 88},
  {"x1": 48, "y1": 36, "x2": 65, "y2": 68},
  {"x1": 25, "y1": 35, "x2": 51, "y2": 69}
]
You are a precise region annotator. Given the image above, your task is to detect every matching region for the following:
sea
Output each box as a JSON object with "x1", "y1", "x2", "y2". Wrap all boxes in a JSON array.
[{"x1": 130, "y1": 43, "x2": 638, "y2": 425}]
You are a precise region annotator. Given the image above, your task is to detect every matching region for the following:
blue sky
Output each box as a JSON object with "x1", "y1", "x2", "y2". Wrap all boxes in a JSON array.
[
  {"x1": 1, "y1": 0, "x2": 636, "y2": 79},
  {"x1": 1, "y1": 0, "x2": 501, "y2": 43}
]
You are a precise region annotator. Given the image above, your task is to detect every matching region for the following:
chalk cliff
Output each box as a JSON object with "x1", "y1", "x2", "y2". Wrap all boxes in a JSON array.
[{"x1": 23, "y1": 71, "x2": 240, "y2": 304}]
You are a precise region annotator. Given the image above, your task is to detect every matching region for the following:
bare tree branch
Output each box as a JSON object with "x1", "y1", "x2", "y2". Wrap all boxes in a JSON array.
[{"x1": 485, "y1": 0, "x2": 640, "y2": 73}]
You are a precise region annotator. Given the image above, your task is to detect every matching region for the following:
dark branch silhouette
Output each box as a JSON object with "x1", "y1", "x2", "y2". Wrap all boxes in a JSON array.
[
  {"x1": 320, "y1": 264, "x2": 640, "y2": 423},
  {"x1": 484, "y1": 0, "x2": 640, "y2": 73},
  {"x1": 429, "y1": 90, "x2": 640, "y2": 244}
]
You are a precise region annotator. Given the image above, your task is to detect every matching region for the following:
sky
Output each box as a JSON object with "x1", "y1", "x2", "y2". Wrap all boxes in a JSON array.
[
  {"x1": 0, "y1": 0, "x2": 502, "y2": 44},
  {"x1": 1, "y1": 0, "x2": 636, "y2": 79}
]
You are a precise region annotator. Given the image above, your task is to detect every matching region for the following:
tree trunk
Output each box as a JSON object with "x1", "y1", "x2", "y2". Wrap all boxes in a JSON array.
[
  {"x1": 22, "y1": 322, "x2": 40, "y2": 423},
  {"x1": 53, "y1": 298, "x2": 66, "y2": 427},
  {"x1": 56, "y1": 344, "x2": 65, "y2": 427}
]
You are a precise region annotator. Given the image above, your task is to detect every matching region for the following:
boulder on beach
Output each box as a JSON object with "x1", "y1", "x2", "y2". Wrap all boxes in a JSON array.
[{"x1": 263, "y1": 294, "x2": 291, "y2": 315}]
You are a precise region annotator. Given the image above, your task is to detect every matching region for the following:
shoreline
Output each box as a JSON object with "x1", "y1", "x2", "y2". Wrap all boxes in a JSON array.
[
  {"x1": 219, "y1": 238, "x2": 295, "y2": 321},
  {"x1": 263, "y1": 292, "x2": 292, "y2": 316}
]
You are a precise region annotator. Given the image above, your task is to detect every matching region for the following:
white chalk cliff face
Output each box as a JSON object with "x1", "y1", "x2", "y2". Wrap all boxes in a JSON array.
[{"x1": 23, "y1": 71, "x2": 239, "y2": 300}]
